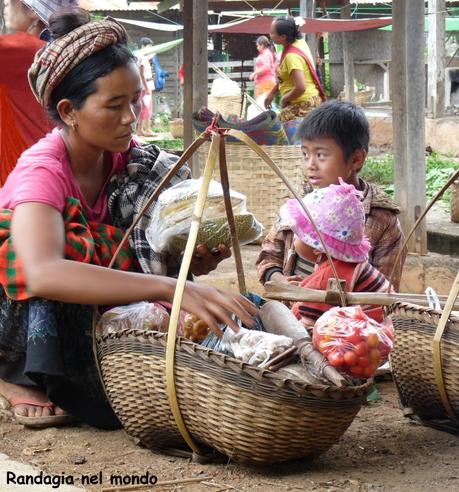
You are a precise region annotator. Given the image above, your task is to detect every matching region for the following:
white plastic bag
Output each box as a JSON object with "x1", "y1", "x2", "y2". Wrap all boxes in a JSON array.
[
  {"x1": 222, "y1": 327, "x2": 293, "y2": 367},
  {"x1": 210, "y1": 77, "x2": 241, "y2": 97},
  {"x1": 146, "y1": 178, "x2": 263, "y2": 254}
]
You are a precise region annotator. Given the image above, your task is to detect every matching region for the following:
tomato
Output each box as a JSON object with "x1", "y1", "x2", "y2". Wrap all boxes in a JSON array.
[
  {"x1": 363, "y1": 364, "x2": 377, "y2": 378},
  {"x1": 328, "y1": 352, "x2": 344, "y2": 367},
  {"x1": 358, "y1": 355, "x2": 371, "y2": 368},
  {"x1": 345, "y1": 329, "x2": 362, "y2": 347},
  {"x1": 350, "y1": 365, "x2": 364, "y2": 377},
  {"x1": 366, "y1": 332, "x2": 379, "y2": 348},
  {"x1": 354, "y1": 341, "x2": 370, "y2": 357},
  {"x1": 369, "y1": 348, "x2": 381, "y2": 366},
  {"x1": 343, "y1": 350, "x2": 358, "y2": 367}
]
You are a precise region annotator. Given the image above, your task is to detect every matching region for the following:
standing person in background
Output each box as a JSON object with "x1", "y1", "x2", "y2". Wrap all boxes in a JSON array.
[
  {"x1": 264, "y1": 16, "x2": 326, "y2": 122},
  {"x1": 249, "y1": 35, "x2": 278, "y2": 100},
  {"x1": 0, "y1": 0, "x2": 75, "y2": 184},
  {"x1": 136, "y1": 36, "x2": 155, "y2": 137}
]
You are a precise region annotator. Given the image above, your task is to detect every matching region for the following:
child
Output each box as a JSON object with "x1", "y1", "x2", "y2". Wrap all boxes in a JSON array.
[
  {"x1": 256, "y1": 101, "x2": 406, "y2": 290},
  {"x1": 279, "y1": 179, "x2": 392, "y2": 329}
]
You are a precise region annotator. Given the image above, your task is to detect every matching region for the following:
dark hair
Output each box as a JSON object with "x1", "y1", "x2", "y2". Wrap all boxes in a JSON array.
[
  {"x1": 139, "y1": 37, "x2": 153, "y2": 48},
  {"x1": 296, "y1": 101, "x2": 370, "y2": 160},
  {"x1": 47, "y1": 8, "x2": 135, "y2": 125},
  {"x1": 273, "y1": 17, "x2": 302, "y2": 44}
]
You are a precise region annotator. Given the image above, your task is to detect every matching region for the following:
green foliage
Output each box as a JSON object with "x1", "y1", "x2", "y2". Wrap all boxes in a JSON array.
[
  {"x1": 361, "y1": 153, "x2": 458, "y2": 203},
  {"x1": 155, "y1": 138, "x2": 183, "y2": 150}
]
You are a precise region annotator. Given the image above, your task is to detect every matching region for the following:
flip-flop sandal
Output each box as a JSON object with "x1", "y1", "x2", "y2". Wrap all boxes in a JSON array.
[{"x1": 9, "y1": 396, "x2": 76, "y2": 429}]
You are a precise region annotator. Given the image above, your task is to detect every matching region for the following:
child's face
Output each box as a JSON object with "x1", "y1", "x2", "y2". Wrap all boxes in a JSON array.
[{"x1": 301, "y1": 138, "x2": 364, "y2": 188}]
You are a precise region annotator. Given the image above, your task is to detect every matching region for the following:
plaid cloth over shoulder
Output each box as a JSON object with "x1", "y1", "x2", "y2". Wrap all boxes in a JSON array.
[{"x1": 107, "y1": 143, "x2": 190, "y2": 277}]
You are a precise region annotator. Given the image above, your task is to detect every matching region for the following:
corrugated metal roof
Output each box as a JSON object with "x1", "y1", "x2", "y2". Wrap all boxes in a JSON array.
[{"x1": 80, "y1": 1, "x2": 158, "y2": 11}]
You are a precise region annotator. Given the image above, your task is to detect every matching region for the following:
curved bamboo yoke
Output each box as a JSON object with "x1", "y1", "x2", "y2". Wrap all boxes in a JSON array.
[{"x1": 103, "y1": 117, "x2": 459, "y2": 453}]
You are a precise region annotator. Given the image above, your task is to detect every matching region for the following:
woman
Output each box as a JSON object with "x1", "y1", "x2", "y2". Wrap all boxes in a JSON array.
[
  {"x1": 249, "y1": 36, "x2": 278, "y2": 99},
  {"x1": 0, "y1": 9, "x2": 256, "y2": 430},
  {"x1": 0, "y1": 0, "x2": 74, "y2": 184},
  {"x1": 136, "y1": 37, "x2": 155, "y2": 137},
  {"x1": 264, "y1": 17, "x2": 326, "y2": 122}
]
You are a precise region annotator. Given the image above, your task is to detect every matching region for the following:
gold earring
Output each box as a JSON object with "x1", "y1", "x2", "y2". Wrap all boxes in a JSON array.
[{"x1": 71, "y1": 121, "x2": 77, "y2": 131}]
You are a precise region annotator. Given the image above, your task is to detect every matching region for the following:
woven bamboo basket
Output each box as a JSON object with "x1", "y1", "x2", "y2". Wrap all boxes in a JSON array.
[
  {"x1": 388, "y1": 302, "x2": 459, "y2": 424},
  {"x1": 196, "y1": 142, "x2": 305, "y2": 231},
  {"x1": 169, "y1": 118, "x2": 184, "y2": 139},
  {"x1": 207, "y1": 95, "x2": 244, "y2": 119},
  {"x1": 451, "y1": 181, "x2": 459, "y2": 223},
  {"x1": 383, "y1": 167, "x2": 459, "y2": 431},
  {"x1": 94, "y1": 130, "x2": 372, "y2": 465},
  {"x1": 96, "y1": 328, "x2": 371, "y2": 464},
  {"x1": 339, "y1": 88, "x2": 375, "y2": 106}
]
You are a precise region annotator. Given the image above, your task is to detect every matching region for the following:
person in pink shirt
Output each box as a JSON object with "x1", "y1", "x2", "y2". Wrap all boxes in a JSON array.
[
  {"x1": 0, "y1": 8, "x2": 256, "y2": 430},
  {"x1": 249, "y1": 35, "x2": 278, "y2": 99}
]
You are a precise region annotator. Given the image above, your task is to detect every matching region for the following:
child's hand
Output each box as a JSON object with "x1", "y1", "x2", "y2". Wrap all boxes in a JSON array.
[{"x1": 286, "y1": 275, "x2": 303, "y2": 286}]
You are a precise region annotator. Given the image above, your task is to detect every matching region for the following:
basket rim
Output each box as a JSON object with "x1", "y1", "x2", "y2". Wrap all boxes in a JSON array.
[
  {"x1": 387, "y1": 301, "x2": 459, "y2": 325},
  {"x1": 96, "y1": 327, "x2": 372, "y2": 398}
]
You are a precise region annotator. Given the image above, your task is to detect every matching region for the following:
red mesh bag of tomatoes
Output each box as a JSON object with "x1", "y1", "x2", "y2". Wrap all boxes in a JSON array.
[{"x1": 312, "y1": 305, "x2": 394, "y2": 378}]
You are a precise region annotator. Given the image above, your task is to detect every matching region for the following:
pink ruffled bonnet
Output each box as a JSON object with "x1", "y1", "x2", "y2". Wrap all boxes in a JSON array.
[{"x1": 280, "y1": 178, "x2": 371, "y2": 263}]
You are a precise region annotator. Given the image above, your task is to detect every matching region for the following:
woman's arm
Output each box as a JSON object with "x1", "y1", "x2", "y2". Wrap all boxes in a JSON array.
[
  {"x1": 11, "y1": 203, "x2": 256, "y2": 333},
  {"x1": 264, "y1": 82, "x2": 280, "y2": 109},
  {"x1": 280, "y1": 69, "x2": 306, "y2": 107}
]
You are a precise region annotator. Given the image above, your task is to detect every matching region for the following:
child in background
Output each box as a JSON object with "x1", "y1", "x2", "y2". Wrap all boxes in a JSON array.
[
  {"x1": 279, "y1": 179, "x2": 393, "y2": 330},
  {"x1": 256, "y1": 101, "x2": 406, "y2": 291}
]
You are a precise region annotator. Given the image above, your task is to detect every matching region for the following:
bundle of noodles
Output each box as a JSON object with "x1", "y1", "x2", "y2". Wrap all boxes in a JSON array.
[{"x1": 146, "y1": 178, "x2": 263, "y2": 254}]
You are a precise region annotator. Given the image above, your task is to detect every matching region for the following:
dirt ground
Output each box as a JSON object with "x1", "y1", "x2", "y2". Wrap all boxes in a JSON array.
[
  {"x1": 1, "y1": 381, "x2": 459, "y2": 492},
  {"x1": 1, "y1": 248, "x2": 459, "y2": 492}
]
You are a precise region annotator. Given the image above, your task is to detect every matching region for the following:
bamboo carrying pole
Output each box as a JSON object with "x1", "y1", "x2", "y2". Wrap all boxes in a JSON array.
[{"x1": 263, "y1": 281, "x2": 459, "y2": 310}]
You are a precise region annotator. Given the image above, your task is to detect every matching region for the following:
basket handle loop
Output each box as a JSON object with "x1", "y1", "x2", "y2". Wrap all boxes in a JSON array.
[
  {"x1": 164, "y1": 132, "x2": 221, "y2": 456},
  {"x1": 219, "y1": 137, "x2": 247, "y2": 295},
  {"x1": 387, "y1": 168, "x2": 459, "y2": 292},
  {"x1": 433, "y1": 269, "x2": 459, "y2": 423},
  {"x1": 227, "y1": 129, "x2": 347, "y2": 306}
]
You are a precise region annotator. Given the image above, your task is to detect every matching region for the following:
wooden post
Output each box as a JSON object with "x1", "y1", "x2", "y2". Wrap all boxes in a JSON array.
[
  {"x1": 0, "y1": 0, "x2": 5, "y2": 34},
  {"x1": 391, "y1": 0, "x2": 427, "y2": 254},
  {"x1": 300, "y1": 0, "x2": 317, "y2": 69},
  {"x1": 427, "y1": 0, "x2": 445, "y2": 118},
  {"x1": 183, "y1": 0, "x2": 208, "y2": 176},
  {"x1": 341, "y1": 1, "x2": 355, "y2": 102}
]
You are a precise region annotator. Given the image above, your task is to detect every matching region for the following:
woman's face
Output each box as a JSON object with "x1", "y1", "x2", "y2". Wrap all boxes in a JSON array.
[
  {"x1": 270, "y1": 21, "x2": 287, "y2": 46},
  {"x1": 70, "y1": 62, "x2": 142, "y2": 153},
  {"x1": 256, "y1": 43, "x2": 264, "y2": 53},
  {"x1": 6, "y1": 0, "x2": 37, "y2": 32}
]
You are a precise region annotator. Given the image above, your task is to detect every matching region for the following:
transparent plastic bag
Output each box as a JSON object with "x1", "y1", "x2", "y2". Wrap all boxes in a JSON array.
[
  {"x1": 312, "y1": 305, "x2": 394, "y2": 379},
  {"x1": 100, "y1": 302, "x2": 170, "y2": 336},
  {"x1": 146, "y1": 178, "x2": 264, "y2": 254}
]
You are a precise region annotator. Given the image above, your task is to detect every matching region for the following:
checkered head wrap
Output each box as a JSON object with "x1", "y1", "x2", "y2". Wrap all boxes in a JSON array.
[
  {"x1": 21, "y1": 0, "x2": 79, "y2": 24},
  {"x1": 28, "y1": 17, "x2": 127, "y2": 108}
]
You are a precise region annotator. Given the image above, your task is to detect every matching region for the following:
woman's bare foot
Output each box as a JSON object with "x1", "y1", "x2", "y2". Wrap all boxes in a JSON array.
[{"x1": 0, "y1": 378, "x2": 68, "y2": 418}]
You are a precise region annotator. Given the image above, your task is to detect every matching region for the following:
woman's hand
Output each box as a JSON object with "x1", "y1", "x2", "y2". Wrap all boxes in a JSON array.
[
  {"x1": 187, "y1": 244, "x2": 231, "y2": 277},
  {"x1": 180, "y1": 281, "x2": 258, "y2": 336},
  {"x1": 249, "y1": 73, "x2": 255, "y2": 81},
  {"x1": 264, "y1": 92, "x2": 275, "y2": 109},
  {"x1": 280, "y1": 95, "x2": 289, "y2": 108}
]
